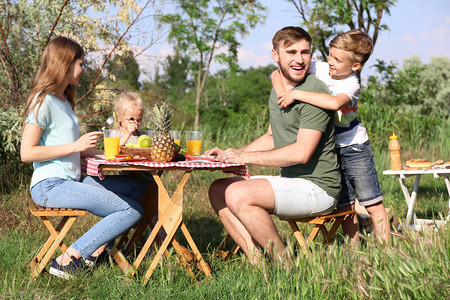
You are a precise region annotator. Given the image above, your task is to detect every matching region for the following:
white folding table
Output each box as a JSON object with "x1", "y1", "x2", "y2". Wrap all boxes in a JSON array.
[{"x1": 383, "y1": 167, "x2": 450, "y2": 230}]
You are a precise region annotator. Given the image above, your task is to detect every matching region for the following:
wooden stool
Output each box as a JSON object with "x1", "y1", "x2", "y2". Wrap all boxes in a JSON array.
[
  {"x1": 218, "y1": 210, "x2": 355, "y2": 259},
  {"x1": 280, "y1": 210, "x2": 356, "y2": 256},
  {"x1": 217, "y1": 233, "x2": 241, "y2": 260},
  {"x1": 28, "y1": 204, "x2": 87, "y2": 278}
]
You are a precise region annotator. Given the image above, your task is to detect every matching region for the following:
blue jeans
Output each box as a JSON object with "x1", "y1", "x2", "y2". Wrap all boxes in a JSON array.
[
  {"x1": 336, "y1": 141, "x2": 384, "y2": 208},
  {"x1": 30, "y1": 176, "x2": 146, "y2": 258}
]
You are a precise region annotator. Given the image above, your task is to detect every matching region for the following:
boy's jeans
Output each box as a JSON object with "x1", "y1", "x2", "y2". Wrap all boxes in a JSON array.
[
  {"x1": 336, "y1": 141, "x2": 384, "y2": 208},
  {"x1": 30, "y1": 176, "x2": 146, "y2": 258}
]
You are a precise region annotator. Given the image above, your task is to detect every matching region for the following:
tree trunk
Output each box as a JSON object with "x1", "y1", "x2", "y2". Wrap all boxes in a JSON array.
[{"x1": 194, "y1": 92, "x2": 201, "y2": 130}]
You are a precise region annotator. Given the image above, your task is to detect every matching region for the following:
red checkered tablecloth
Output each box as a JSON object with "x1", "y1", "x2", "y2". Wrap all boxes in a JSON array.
[{"x1": 82, "y1": 157, "x2": 249, "y2": 180}]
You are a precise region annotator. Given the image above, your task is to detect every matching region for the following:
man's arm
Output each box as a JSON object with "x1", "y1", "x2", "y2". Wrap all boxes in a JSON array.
[
  {"x1": 238, "y1": 125, "x2": 274, "y2": 152},
  {"x1": 218, "y1": 127, "x2": 322, "y2": 167},
  {"x1": 205, "y1": 125, "x2": 275, "y2": 157}
]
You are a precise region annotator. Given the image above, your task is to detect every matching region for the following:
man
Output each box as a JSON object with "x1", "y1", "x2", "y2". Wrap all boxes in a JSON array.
[{"x1": 205, "y1": 27, "x2": 341, "y2": 264}]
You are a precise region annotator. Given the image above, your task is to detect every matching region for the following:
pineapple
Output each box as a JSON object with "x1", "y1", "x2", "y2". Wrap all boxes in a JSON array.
[{"x1": 150, "y1": 103, "x2": 175, "y2": 162}]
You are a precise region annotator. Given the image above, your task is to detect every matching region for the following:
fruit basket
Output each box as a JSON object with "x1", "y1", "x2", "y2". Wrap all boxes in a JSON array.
[
  {"x1": 119, "y1": 146, "x2": 181, "y2": 161},
  {"x1": 119, "y1": 146, "x2": 152, "y2": 159}
]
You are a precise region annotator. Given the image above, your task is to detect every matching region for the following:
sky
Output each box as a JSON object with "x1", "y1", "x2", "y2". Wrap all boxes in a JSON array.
[{"x1": 139, "y1": 0, "x2": 450, "y2": 82}]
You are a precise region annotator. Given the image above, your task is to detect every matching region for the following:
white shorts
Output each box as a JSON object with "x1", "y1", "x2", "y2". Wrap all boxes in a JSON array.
[{"x1": 250, "y1": 175, "x2": 337, "y2": 219}]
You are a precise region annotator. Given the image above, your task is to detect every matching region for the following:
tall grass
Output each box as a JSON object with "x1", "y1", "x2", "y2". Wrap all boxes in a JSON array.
[
  {"x1": 1, "y1": 95, "x2": 449, "y2": 298},
  {"x1": 1, "y1": 226, "x2": 449, "y2": 298}
]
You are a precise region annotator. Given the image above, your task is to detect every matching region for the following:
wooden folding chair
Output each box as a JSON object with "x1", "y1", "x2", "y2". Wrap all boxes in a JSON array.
[
  {"x1": 28, "y1": 204, "x2": 87, "y2": 278},
  {"x1": 217, "y1": 233, "x2": 241, "y2": 260},
  {"x1": 219, "y1": 210, "x2": 356, "y2": 259},
  {"x1": 279, "y1": 210, "x2": 356, "y2": 256}
]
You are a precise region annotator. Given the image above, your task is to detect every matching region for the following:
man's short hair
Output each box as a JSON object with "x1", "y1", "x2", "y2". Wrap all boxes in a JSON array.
[
  {"x1": 272, "y1": 26, "x2": 312, "y2": 51},
  {"x1": 329, "y1": 29, "x2": 373, "y2": 65}
]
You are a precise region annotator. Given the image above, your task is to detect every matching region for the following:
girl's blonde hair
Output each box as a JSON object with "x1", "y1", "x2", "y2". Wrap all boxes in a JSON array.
[
  {"x1": 23, "y1": 36, "x2": 84, "y2": 123},
  {"x1": 114, "y1": 92, "x2": 145, "y2": 117}
]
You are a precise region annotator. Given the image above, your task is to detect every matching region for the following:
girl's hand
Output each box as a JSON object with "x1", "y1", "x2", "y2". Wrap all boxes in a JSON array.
[
  {"x1": 123, "y1": 121, "x2": 138, "y2": 135},
  {"x1": 75, "y1": 131, "x2": 103, "y2": 152}
]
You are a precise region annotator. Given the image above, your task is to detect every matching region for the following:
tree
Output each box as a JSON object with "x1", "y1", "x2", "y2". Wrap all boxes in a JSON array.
[
  {"x1": 163, "y1": 52, "x2": 191, "y2": 104},
  {"x1": 202, "y1": 65, "x2": 274, "y2": 134},
  {"x1": 157, "y1": 0, "x2": 267, "y2": 129},
  {"x1": 358, "y1": 56, "x2": 450, "y2": 151},
  {"x1": 0, "y1": 0, "x2": 162, "y2": 112},
  {"x1": 286, "y1": 0, "x2": 396, "y2": 76},
  {"x1": 106, "y1": 50, "x2": 141, "y2": 90}
]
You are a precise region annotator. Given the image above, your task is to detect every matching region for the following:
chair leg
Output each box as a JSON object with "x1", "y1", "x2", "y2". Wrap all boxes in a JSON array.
[
  {"x1": 309, "y1": 224, "x2": 324, "y2": 240},
  {"x1": 288, "y1": 220, "x2": 309, "y2": 256},
  {"x1": 217, "y1": 233, "x2": 242, "y2": 259},
  {"x1": 324, "y1": 219, "x2": 344, "y2": 244},
  {"x1": 29, "y1": 215, "x2": 78, "y2": 278},
  {"x1": 31, "y1": 216, "x2": 69, "y2": 266}
]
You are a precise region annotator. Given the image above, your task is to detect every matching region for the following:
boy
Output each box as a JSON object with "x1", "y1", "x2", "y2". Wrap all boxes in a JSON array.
[{"x1": 272, "y1": 29, "x2": 389, "y2": 243}]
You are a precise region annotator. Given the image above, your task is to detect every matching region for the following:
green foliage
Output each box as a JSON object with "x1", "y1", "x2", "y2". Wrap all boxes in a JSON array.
[
  {"x1": 0, "y1": 107, "x2": 22, "y2": 159},
  {"x1": 286, "y1": 0, "x2": 397, "y2": 75},
  {"x1": 201, "y1": 65, "x2": 274, "y2": 134},
  {"x1": 0, "y1": 0, "x2": 150, "y2": 110},
  {"x1": 106, "y1": 50, "x2": 141, "y2": 90},
  {"x1": 0, "y1": 107, "x2": 33, "y2": 193},
  {"x1": 360, "y1": 56, "x2": 450, "y2": 157},
  {"x1": 156, "y1": 0, "x2": 267, "y2": 129}
]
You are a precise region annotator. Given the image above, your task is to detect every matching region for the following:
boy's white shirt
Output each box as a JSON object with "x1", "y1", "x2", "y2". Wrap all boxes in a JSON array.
[{"x1": 310, "y1": 61, "x2": 369, "y2": 147}]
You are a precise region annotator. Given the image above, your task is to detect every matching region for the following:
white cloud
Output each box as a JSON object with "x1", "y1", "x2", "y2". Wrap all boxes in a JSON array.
[
  {"x1": 237, "y1": 47, "x2": 255, "y2": 61},
  {"x1": 261, "y1": 42, "x2": 273, "y2": 52},
  {"x1": 257, "y1": 55, "x2": 272, "y2": 66},
  {"x1": 426, "y1": 14, "x2": 450, "y2": 25},
  {"x1": 237, "y1": 43, "x2": 274, "y2": 68},
  {"x1": 401, "y1": 27, "x2": 450, "y2": 45}
]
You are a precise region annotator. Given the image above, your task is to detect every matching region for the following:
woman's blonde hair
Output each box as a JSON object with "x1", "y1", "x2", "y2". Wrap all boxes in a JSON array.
[
  {"x1": 114, "y1": 92, "x2": 145, "y2": 117},
  {"x1": 23, "y1": 36, "x2": 84, "y2": 123}
]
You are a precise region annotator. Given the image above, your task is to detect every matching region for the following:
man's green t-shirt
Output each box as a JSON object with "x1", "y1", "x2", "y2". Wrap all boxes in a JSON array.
[{"x1": 269, "y1": 74, "x2": 341, "y2": 200}]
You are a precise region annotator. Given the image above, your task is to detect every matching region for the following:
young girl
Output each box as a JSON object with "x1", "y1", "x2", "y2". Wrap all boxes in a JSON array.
[
  {"x1": 21, "y1": 36, "x2": 146, "y2": 279},
  {"x1": 113, "y1": 92, "x2": 148, "y2": 146}
]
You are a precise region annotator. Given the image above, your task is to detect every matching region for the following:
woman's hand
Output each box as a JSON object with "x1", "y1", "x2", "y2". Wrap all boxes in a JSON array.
[
  {"x1": 21, "y1": 123, "x2": 102, "y2": 163},
  {"x1": 74, "y1": 131, "x2": 103, "y2": 152}
]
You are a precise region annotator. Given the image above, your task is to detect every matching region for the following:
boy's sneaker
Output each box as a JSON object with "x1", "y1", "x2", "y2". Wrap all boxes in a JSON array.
[
  {"x1": 49, "y1": 256, "x2": 85, "y2": 280},
  {"x1": 84, "y1": 250, "x2": 110, "y2": 267}
]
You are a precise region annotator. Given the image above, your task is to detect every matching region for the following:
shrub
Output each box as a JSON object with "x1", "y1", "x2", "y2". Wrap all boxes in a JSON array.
[{"x1": 0, "y1": 107, "x2": 32, "y2": 193}]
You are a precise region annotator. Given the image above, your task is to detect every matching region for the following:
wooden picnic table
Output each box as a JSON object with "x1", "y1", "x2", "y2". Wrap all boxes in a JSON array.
[{"x1": 82, "y1": 156, "x2": 248, "y2": 285}]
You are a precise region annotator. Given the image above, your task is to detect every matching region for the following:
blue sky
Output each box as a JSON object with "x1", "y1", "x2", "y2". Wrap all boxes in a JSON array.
[{"x1": 140, "y1": 0, "x2": 450, "y2": 81}]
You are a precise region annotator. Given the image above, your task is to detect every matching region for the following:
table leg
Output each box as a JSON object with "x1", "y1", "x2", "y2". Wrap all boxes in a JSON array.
[
  {"x1": 444, "y1": 176, "x2": 450, "y2": 222},
  {"x1": 404, "y1": 175, "x2": 421, "y2": 228},
  {"x1": 110, "y1": 179, "x2": 160, "y2": 273},
  {"x1": 180, "y1": 222, "x2": 212, "y2": 276},
  {"x1": 137, "y1": 171, "x2": 211, "y2": 285}
]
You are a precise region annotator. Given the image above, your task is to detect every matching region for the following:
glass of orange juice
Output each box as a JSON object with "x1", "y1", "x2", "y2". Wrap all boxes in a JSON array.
[
  {"x1": 104, "y1": 129, "x2": 122, "y2": 159},
  {"x1": 185, "y1": 131, "x2": 202, "y2": 156},
  {"x1": 170, "y1": 131, "x2": 181, "y2": 146}
]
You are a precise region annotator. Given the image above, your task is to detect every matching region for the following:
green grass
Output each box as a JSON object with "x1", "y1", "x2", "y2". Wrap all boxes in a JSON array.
[
  {"x1": 1, "y1": 117, "x2": 449, "y2": 298},
  {"x1": 1, "y1": 157, "x2": 449, "y2": 298},
  {"x1": 1, "y1": 226, "x2": 449, "y2": 299}
]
